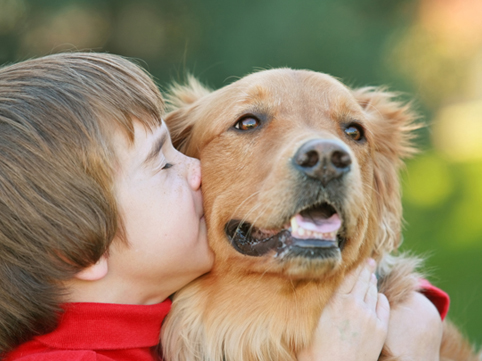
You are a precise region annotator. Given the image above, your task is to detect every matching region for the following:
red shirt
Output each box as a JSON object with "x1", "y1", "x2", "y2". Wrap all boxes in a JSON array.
[{"x1": 5, "y1": 300, "x2": 171, "y2": 361}]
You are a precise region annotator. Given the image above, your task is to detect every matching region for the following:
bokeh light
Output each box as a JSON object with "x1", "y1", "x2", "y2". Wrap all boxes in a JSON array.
[
  {"x1": 433, "y1": 100, "x2": 482, "y2": 162},
  {"x1": 403, "y1": 152, "x2": 454, "y2": 208}
]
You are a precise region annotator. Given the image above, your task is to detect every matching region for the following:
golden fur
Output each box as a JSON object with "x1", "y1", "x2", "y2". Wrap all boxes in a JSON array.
[{"x1": 161, "y1": 69, "x2": 478, "y2": 361}]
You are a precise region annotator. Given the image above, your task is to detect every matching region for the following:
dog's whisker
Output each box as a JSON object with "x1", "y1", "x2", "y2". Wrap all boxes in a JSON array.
[
  {"x1": 362, "y1": 182, "x2": 380, "y2": 197},
  {"x1": 229, "y1": 190, "x2": 262, "y2": 221},
  {"x1": 233, "y1": 202, "x2": 265, "y2": 235},
  {"x1": 257, "y1": 262, "x2": 277, "y2": 280},
  {"x1": 244, "y1": 203, "x2": 271, "y2": 234}
]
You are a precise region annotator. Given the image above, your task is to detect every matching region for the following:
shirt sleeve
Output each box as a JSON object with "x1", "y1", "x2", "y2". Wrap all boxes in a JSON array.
[{"x1": 418, "y1": 278, "x2": 450, "y2": 320}]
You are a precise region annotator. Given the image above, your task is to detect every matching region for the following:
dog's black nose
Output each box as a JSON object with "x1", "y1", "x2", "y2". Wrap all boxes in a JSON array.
[{"x1": 293, "y1": 139, "x2": 352, "y2": 186}]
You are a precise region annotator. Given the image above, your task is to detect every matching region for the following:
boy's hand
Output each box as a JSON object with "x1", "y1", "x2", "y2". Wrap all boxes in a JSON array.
[{"x1": 297, "y1": 259, "x2": 390, "y2": 361}]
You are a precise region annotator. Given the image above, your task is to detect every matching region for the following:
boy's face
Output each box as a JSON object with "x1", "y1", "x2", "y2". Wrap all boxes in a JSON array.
[{"x1": 108, "y1": 120, "x2": 213, "y2": 304}]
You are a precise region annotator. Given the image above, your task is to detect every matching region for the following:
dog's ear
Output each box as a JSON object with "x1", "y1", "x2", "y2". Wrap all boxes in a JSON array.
[
  {"x1": 164, "y1": 75, "x2": 212, "y2": 152},
  {"x1": 353, "y1": 87, "x2": 420, "y2": 256}
]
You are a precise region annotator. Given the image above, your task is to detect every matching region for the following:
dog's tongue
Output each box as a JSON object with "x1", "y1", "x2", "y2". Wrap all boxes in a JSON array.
[{"x1": 293, "y1": 213, "x2": 341, "y2": 233}]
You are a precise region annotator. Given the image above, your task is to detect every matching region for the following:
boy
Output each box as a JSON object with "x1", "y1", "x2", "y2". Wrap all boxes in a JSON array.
[
  {"x1": 0, "y1": 52, "x2": 212, "y2": 360},
  {"x1": 0, "y1": 53, "x2": 442, "y2": 361}
]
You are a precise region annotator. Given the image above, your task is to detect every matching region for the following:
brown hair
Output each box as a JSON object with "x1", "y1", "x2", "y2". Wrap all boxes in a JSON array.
[{"x1": 0, "y1": 52, "x2": 164, "y2": 355}]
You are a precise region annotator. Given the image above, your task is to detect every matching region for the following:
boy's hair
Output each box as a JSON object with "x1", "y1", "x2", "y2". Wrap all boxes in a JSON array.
[{"x1": 0, "y1": 52, "x2": 164, "y2": 355}]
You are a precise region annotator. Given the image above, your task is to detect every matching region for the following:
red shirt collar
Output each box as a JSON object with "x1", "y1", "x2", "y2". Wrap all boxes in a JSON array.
[{"x1": 35, "y1": 300, "x2": 172, "y2": 350}]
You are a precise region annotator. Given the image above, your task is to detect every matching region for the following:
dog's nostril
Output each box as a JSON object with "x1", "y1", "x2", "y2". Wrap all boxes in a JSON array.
[
  {"x1": 297, "y1": 150, "x2": 319, "y2": 168},
  {"x1": 331, "y1": 151, "x2": 351, "y2": 169}
]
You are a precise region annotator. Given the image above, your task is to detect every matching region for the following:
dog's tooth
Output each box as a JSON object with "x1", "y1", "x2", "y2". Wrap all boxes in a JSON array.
[
  {"x1": 315, "y1": 232, "x2": 322, "y2": 239},
  {"x1": 290, "y1": 217, "x2": 298, "y2": 233},
  {"x1": 298, "y1": 228, "x2": 305, "y2": 237},
  {"x1": 321, "y1": 231, "x2": 335, "y2": 240}
]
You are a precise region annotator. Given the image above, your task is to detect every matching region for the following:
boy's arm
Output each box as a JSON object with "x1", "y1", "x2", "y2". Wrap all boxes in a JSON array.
[{"x1": 297, "y1": 270, "x2": 447, "y2": 361}]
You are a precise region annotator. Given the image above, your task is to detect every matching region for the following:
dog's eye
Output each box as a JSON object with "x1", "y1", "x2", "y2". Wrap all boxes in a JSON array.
[
  {"x1": 344, "y1": 124, "x2": 364, "y2": 141},
  {"x1": 234, "y1": 116, "x2": 261, "y2": 131}
]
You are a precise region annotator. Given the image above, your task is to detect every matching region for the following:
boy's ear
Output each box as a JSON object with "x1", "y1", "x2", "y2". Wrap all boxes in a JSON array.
[
  {"x1": 164, "y1": 75, "x2": 212, "y2": 154},
  {"x1": 74, "y1": 255, "x2": 108, "y2": 281},
  {"x1": 352, "y1": 87, "x2": 420, "y2": 256}
]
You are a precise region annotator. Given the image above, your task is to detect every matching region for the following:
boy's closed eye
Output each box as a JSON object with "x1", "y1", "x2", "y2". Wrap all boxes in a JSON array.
[{"x1": 152, "y1": 157, "x2": 173, "y2": 173}]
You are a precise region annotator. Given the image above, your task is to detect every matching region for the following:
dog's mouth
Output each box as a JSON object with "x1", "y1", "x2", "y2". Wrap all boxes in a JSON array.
[{"x1": 225, "y1": 202, "x2": 346, "y2": 259}]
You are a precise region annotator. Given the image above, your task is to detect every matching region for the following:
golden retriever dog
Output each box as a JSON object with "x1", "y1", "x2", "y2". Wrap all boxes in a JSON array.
[{"x1": 161, "y1": 69, "x2": 478, "y2": 361}]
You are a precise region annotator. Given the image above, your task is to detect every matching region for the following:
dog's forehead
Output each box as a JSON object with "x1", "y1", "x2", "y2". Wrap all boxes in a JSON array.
[
  {"x1": 189, "y1": 69, "x2": 367, "y2": 153},
  {"x1": 221, "y1": 69, "x2": 361, "y2": 115}
]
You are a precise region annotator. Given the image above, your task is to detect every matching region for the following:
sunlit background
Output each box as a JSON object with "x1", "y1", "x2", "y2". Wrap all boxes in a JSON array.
[{"x1": 1, "y1": 0, "x2": 481, "y2": 345}]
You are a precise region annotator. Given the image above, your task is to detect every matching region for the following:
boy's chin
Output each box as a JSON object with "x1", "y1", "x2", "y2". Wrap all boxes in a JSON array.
[{"x1": 192, "y1": 247, "x2": 215, "y2": 279}]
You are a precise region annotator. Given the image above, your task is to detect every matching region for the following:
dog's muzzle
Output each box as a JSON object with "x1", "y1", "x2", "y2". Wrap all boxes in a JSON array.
[{"x1": 224, "y1": 139, "x2": 351, "y2": 260}]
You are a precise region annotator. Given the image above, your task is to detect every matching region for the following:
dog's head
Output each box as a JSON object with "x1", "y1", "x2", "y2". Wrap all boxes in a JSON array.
[{"x1": 165, "y1": 69, "x2": 417, "y2": 280}]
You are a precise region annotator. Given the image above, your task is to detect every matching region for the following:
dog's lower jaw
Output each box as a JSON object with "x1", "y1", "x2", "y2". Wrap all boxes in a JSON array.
[
  {"x1": 279, "y1": 253, "x2": 342, "y2": 279},
  {"x1": 161, "y1": 269, "x2": 340, "y2": 361}
]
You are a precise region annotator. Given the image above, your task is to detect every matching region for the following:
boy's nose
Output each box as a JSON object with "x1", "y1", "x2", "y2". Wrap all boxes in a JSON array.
[{"x1": 188, "y1": 157, "x2": 202, "y2": 190}]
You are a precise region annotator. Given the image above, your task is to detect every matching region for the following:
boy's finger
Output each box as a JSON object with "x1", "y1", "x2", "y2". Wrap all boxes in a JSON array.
[
  {"x1": 376, "y1": 293, "x2": 390, "y2": 326},
  {"x1": 364, "y1": 273, "x2": 379, "y2": 309},
  {"x1": 351, "y1": 260, "x2": 376, "y2": 297},
  {"x1": 337, "y1": 259, "x2": 375, "y2": 294}
]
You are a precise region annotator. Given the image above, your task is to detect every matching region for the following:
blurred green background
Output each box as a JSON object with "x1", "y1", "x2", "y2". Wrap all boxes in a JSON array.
[{"x1": 1, "y1": 0, "x2": 481, "y2": 345}]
